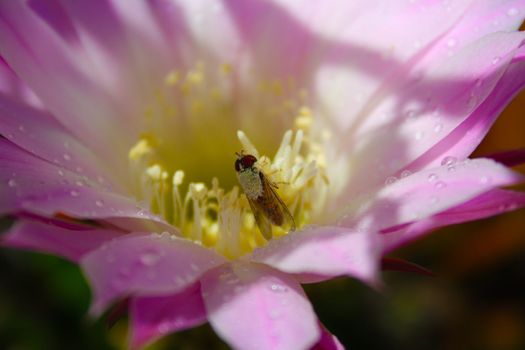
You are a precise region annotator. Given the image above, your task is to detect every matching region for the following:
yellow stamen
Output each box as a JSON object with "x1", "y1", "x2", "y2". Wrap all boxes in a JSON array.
[{"x1": 128, "y1": 64, "x2": 331, "y2": 259}]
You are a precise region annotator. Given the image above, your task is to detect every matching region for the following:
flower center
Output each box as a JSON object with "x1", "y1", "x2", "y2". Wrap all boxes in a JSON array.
[{"x1": 127, "y1": 63, "x2": 331, "y2": 259}]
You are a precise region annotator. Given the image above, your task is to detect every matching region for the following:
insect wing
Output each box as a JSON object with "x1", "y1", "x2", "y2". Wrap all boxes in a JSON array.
[
  {"x1": 265, "y1": 178, "x2": 296, "y2": 232},
  {"x1": 247, "y1": 196, "x2": 273, "y2": 240}
]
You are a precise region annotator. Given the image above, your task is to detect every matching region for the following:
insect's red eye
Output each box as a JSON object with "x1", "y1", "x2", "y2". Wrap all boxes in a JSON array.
[
  {"x1": 235, "y1": 154, "x2": 257, "y2": 171},
  {"x1": 241, "y1": 155, "x2": 257, "y2": 168}
]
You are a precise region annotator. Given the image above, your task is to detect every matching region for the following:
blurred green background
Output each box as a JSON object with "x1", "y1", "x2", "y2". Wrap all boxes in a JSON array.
[{"x1": 1, "y1": 96, "x2": 525, "y2": 350}]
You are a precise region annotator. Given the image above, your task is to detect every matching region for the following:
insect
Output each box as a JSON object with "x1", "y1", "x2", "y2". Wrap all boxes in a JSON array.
[{"x1": 235, "y1": 152, "x2": 296, "y2": 240}]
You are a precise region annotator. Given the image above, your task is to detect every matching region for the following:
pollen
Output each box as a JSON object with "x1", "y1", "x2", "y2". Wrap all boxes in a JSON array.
[{"x1": 128, "y1": 63, "x2": 331, "y2": 259}]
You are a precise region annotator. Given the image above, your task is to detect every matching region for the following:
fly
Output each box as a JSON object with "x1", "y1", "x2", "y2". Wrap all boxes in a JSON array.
[{"x1": 235, "y1": 152, "x2": 296, "y2": 240}]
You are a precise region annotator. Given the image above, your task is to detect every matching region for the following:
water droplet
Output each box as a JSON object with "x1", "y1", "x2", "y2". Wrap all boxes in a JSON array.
[
  {"x1": 427, "y1": 173, "x2": 438, "y2": 182},
  {"x1": 447, "y1": 165, "x2": 456, "y2": 172},
  {"x1": 7, "y1": 179, "x2": 17, "y2": 187},
  {"x1": 433, "y1": 123, "x2": 443, "y2": 133},
  {"x1": 63, "y1": 153, "x2": 72, "y2": 161},
  {"x1": 70, "y1": 189, "x2": 80, "y2": 197},
  {"x1": 479, "y1": 175, "x2": 491, "y2": 184},
  {"x1": 75, "y1": 180, "x2": 85, "y2": 187},
  {"x1": 434, "y1": 181, "x2": 447, "y2": 189},
  {"x1": 385, "y1": 176, "x2": 397, "y2": 185},
  {"x1": 492, "y1": 56, "x2": 501, "y2": 65},
  {"x1": 158, "y1": 231, "x2": 170, "y2": 240},
  {"x1": 140, "y1": 250, "x2": 161, "y2": 266},
  {"x1": 269, "y1": 284, "x2": 288, "y2": 293},
  {"x1": 446, "y1": 38, "x2": 457, "y2": 47},
  {"x1": 507, "y1": 8, "x2": 518, "y2": 17},
  {"x1": 18, "y1": 125, "x2": 26, "y2": 132},
  {"x1": 441, "y1": 156, "x2": 457, "y2": 166},
  {"x1": 57, "y1": 169, "x2": 65, "y2": 177},
  {"x1": 414, "y1": 131, "x2": 424, "y2": 140},
  {"x1": 430, "y1": 196, "x2": 439, "y2": 205},
  {"x1": 95, "y1": 200, "x2": 104, "y2": 207},
  {"x1": 400, "y1": 170, "x2": 412, "y2": 178}
]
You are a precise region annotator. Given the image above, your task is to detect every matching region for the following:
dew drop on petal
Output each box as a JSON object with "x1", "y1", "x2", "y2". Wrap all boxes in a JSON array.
[
  {"x1": 507, "y1": 8, "x2": 518, "y2": 17},
  {"x1": 63, "y1": 153, "x2": 72, "y2": 161},
  {"x1": 479, "y1": 175, "x2": 491, "y2": 184},
  {"x1": 70, "y1": 189, "x2": 80, "y2": 197},
  {"x1": 492, "y1": 56, "x2": 501, "y2": 65},
  {"x1": 427, "y1": 173, "x2": 438, "y2": 182},
  {"x1": 441, "y1": 156, "x2": 457, "y2": 166},
  {"x1": 434, "y1": 181, "x2": 447, "y2": 189},
  {"x1": 269, "y1": 283, "x2": 288, "y2": 293},
  {"x1": 140, "y1": 250, "x2": 161, "y2": 266},
  {"x1": 7, "y1": 179, "x2": 17, "y2": 187},
  {"x1": 414, "y1": 131, "x2": 424, "y2": 140},
  {"x1": 446, "y1": 38, "x2": 457, "y2": 47},
  {"x1": 95, "y1": 200, "x2": 104, "y2": 207},
  {"x1": 400, "y1": 170, "x2": 411, "y2": 178},
  {"x1": 18, "y1": 125, "x2": 26, "y2": 132},
  {"x1": 57, "y1": 169, "x2": 65, "y2": 177},
  {"x1": 433, "y1": 123, "x2": 443, "y2": 133},
  {"x1": 385, "y1": 176, "x2": 397, "y2": 185}
]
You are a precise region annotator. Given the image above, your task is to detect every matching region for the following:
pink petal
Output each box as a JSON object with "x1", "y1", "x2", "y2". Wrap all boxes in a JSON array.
[
  {"x1": 312, "y1": 322, "x2": 345, "y2": 350},
  {"x1": 339, "y1": 158, "x2": 523, "y2": 232},
  {"x1": 81, "y1": 233, "x2": 225, "y2": 315},
  {"x1": 334, "y1": 32, "x2": 525, "y2": 203},
  {"x1": 0, "y1": 140, "x2": 170, "y2": 231},
  {"x1": 2, "y1": 219, "x2": 121, "y2": 262},
  {"x1": 405, "y1": 45, "x2": 525, "y2": 171},
  {"x1": 0, "y1": 1, "x2": 227, "y2": 181},
  {"x1": 383, "y1": 189, "x2": 525, "y2": 253},
  {"x1": 309, "y1": 0, "x2": 524, "y2": 131},
  {"x1": 250, "y1": 226, "x2": 381, "y2": 286},
  {"x1": 224, "y1": 1, "x2": 472, "y2": 81},
  {"x1": 0, "y1": 94, "x2": 119, "y2": 189},
  {"x1": 129, "y1": 283, "x2": 207, "y2": 350},
  {"x1": 201, "y1": 262, "x2": 320, "y2": 350},
  {"x1": 0, "y1": 56, "x2": 42, "y2": 108},
  {"x1": 0, "y1": 1, "x2": 131, "y2": 159}
]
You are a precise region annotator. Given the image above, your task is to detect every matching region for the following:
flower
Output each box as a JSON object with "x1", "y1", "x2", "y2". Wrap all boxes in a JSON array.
[{"x1": 1, "y1": 1, "x2": 525, "y2": 349}]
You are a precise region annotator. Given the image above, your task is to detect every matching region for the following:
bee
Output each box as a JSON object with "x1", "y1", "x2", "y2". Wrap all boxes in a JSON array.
[{"x1": 235, "y1": 152, "x2": 296, "y2": 240}]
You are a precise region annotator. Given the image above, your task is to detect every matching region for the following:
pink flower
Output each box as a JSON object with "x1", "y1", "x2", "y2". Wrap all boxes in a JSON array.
[{"x1": 1, "y1": 1, "x2": 525, "y2": 349}]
